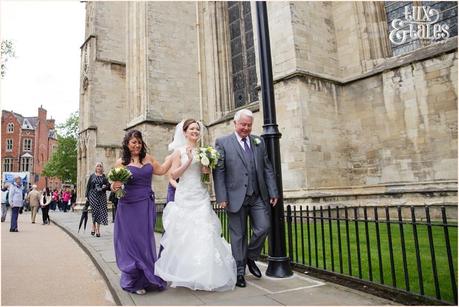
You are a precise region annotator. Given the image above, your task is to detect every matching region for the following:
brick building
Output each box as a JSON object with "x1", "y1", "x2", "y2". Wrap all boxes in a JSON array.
[{"x1": 1, "y1": 106, "x2": 61, "y2": 190}]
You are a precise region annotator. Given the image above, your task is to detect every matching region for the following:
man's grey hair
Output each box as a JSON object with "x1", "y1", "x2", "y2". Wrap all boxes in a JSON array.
[
  {"x1": 14, "y1": 176, "x2": 21, "y2": 180},
  {"x1": 32, "y1": 184, "x2": 37, "y2": 189},
  {"x1": 234, "y1": 109, "x2": 253, "y2": 122}
]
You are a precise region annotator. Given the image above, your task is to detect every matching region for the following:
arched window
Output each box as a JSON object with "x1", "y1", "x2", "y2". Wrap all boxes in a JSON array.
[{"x1": 227, "y1": 1, "x2": 258, "y2": 108}]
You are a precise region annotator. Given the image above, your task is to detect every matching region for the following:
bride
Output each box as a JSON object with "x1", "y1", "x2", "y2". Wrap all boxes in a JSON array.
[{"x1": 155, "y1": 119, "x2": 237, "y2": 291}]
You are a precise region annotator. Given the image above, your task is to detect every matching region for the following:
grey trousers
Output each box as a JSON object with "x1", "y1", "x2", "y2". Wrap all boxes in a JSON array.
[{"x1": 228, "y1": 194, "x2": 271, "y2": 275}]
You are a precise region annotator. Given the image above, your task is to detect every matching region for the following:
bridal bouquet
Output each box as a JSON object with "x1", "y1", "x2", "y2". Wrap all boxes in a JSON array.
[
  {"x1": 197, "y1": 146, "x2": 220, "y2": 184},
  {"x1": 107, "y1": 167, "x2": 132, "y2": 198}
]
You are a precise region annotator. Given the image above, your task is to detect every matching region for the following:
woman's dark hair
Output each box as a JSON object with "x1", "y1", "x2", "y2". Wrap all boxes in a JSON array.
[
  {"x1": 121, "y1": 129, "x2": 148, "y2": 166},
  {"x1": 183, "y1": 119, "x2": 199, "y2": 132},
  {"x1": 44, "y1": 187, "x2": 50, "y2": 196}
]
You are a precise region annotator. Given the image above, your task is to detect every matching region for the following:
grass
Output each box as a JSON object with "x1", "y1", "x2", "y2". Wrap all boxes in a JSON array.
[
  {"x1": 155, "y1": 208, "x2": 458, "y2": 304},
  {"x1": 283, "y1": 220, "x2": 458, "y2": 303}
]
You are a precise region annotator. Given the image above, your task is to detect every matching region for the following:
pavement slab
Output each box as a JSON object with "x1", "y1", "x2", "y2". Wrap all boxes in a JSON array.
[
  {"x1": 47, "y1": 210, "x2": 396, "y2": 306},
  {"x1": 1, "y1": 212, "x2": 116, "y2": 306}
]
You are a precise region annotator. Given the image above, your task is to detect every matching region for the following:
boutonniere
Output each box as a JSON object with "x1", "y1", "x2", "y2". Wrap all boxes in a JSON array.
[{"x1": 253, "y1": 138, "x2": 261, "y2": 146}]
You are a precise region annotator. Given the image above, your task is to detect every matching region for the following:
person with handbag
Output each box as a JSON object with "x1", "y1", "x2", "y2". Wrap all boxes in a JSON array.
[
  {"x1": 40, "y1": 188, "x2": 52, "y2": 225},
  {"x1": 85, "y1": 162, "x2": 110, "y2": 237}
]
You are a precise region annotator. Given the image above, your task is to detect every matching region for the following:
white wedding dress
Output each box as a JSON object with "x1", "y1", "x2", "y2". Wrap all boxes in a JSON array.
[{"x1": 155, "y1": 147, "x2": 237, "y2": 291}]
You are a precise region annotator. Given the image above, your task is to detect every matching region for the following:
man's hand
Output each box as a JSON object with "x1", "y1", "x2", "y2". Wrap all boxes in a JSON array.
[
  {"x1": 219, "y1": 201, "x2": 228, "y2": 209},
  {"x1": 270, "y1": 197, "x2": 278, "y2": 207}
]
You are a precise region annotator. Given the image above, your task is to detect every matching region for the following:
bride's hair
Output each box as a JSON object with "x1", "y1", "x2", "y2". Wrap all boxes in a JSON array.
[
  {"x1": 121, "y1": 129, "x2": 148, "y2": 165},
  {"x1": 182, "y1": 119, "x2": 199, "y2": 132}
]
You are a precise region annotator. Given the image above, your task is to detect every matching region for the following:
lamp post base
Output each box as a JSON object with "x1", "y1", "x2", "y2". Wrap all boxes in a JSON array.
[{"x1": 265, "y1": 256, "x2": 293, "y2": 278}]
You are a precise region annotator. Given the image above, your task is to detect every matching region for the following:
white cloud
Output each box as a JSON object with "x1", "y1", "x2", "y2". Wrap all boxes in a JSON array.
[{"x1": 0, "y1": 0, "x2": 85, "y2": 125}]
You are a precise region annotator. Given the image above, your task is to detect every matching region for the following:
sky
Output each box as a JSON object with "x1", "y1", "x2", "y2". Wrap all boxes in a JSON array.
[{"x1": 1, "y1": 0, "x2": 85, "y2": 126}]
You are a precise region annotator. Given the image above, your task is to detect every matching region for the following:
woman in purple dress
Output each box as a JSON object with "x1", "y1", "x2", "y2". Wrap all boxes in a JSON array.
[{"x1": 111, "y1": 130, "x2": 173, "y2": 295}]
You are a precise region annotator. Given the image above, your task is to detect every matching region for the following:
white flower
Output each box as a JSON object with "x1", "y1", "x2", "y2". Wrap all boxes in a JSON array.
[
  {"x1": 201, "y1": 155, "x2": 210, "y2": 166},
  {"x1": 254, "y1": 138, "x2": 261, "y2": 145}
]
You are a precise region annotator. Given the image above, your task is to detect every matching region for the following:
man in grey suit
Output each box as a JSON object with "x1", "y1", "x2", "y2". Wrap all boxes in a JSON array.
[{"x1": 213, "y1": 109, "x2": 278, "y2": 288}]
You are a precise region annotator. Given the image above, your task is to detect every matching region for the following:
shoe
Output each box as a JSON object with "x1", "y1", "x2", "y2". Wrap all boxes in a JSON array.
[
  {"x1": 32, "y1": 222, "x2": 35, "y2": 224},
  {"x1": 10, "y1": 229, "x2": 18, "y2": 232},
  {"x1": 91, "y1": 231, "x2": 95, "y2": 236},
  {"x1": 247, "y1": 259, "x2": 262, "y2": 278},
  {"x1": 236, "y1": 275, "x2": 246, "y2": 288},
  {"x1": 96, "y1": 233, "x2": 100, "y2": 237},
  {"x1": 135, "y1": 289, "x2": 146, "y2": 295}
]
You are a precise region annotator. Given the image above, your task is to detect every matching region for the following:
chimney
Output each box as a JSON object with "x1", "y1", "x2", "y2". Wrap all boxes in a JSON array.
[{"x1": 38, "y1": 106, "x2": 47, "y2": 121}]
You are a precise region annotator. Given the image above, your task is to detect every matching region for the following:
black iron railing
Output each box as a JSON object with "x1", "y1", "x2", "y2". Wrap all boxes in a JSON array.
[{"x1": 156, "y1": 204, "x2": 457, "y2": 305}]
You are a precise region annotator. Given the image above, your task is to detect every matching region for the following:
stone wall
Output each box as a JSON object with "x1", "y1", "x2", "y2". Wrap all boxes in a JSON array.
[
  {"x1": 79, "y1": 1, "x2": 457, "y2": 209},
  {"x1": 146, "y1": 2, "x2": 200, "y2": 123},
  {"x1": 77, "y1": 1, "x2": 127, "y2": 203}
]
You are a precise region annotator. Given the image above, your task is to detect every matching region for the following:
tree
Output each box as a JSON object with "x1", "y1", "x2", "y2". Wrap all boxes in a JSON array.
[
  {"x1": 1, "y1": 40, "x2": 15, "y2": 78},
  {"x1": 42, "y1": 112, "x2": 79, "y2": 184}
]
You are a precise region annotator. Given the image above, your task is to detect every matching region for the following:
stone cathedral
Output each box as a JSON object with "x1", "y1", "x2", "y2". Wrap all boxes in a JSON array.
[{"x1": 77, "y1": 1, "x2": 458, "y2": 209}]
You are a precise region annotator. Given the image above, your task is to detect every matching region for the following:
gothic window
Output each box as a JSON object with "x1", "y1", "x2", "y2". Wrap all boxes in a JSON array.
[
  {"x1": 3, "y1": 158, "x2": 12, "y2": 172},
  {"x1": 6, "y1": 139, "x2": 13, "y2": 151},
  {"x1": 23, "y1": 139, "x2": 32, "y2": 152},
  {"x1": 7, "y1": 123, "x2": 14, "y2": 133},
  {"x1": 227, "y1": 1, "x2": 258, "y2": 108},
  {"x1": 20, "y1": 157, "x2": 32, "y2": 172},
  {"x1": 385, "y1": 1, "x2": 457, "y2": 56}
]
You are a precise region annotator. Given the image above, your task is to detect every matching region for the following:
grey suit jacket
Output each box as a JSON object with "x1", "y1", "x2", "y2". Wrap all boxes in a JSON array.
[{"x1": 213, "y1": 133, "x2": 278, "y2": 213}]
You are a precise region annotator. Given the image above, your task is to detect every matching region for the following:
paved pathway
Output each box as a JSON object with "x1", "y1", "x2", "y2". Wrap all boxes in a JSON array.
[
  {"x1": 47, "y1": 210, "x2": 396, "y2": 306},
  {"x1": 1, "y1": 211, "x2": 115, "y2": 306}
]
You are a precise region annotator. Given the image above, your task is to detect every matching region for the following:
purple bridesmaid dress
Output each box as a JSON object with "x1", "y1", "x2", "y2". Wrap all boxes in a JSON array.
[
  {"x1": 114, "y1": 164, "x2": 166, "y2": 292},
  {"x1": 165, "y1": 178, "x2": 178, "y2": 204}
]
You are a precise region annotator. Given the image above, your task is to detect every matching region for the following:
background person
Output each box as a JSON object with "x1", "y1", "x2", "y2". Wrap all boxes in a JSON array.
[
  {"x1": 40, "y1": 188, "x2": 52, "y2": 225},
  {"x1": 1, "y1": 183, "x2": 10, "y2": 222},
  {"x1": 26, "y1": 185, "x2": 41, "y2": 223},
  {"x1": 9, "y1": 176, "x2": 24, "y2": 232},
  {"x1": 86, "y1": 162, "x2": 110, "y2": 237}
]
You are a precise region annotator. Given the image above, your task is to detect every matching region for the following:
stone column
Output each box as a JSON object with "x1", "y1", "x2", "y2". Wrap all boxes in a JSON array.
[{"x1": 126, "y1": 2, "x2": 148, "y2": 124}]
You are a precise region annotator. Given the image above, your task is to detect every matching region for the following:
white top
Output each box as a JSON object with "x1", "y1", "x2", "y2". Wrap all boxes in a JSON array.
[{"x1": 8, "y1": 184, "x2": 23, "y2": 207}]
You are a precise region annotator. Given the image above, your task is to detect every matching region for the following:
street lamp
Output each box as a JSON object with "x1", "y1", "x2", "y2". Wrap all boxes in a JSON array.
[{"x1": 256, "y1": 1, "x2": 293, "y2": 278}]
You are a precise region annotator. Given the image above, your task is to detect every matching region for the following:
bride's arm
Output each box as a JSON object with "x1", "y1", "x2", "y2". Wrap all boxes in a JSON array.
[{"x1": 169, "y1": 147, "x2": 193, "y2": 180}]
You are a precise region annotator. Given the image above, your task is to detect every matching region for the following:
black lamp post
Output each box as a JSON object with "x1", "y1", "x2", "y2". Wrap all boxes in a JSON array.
[{"x1": 256, "y1": 1, "x2": 292, "y2": 278}]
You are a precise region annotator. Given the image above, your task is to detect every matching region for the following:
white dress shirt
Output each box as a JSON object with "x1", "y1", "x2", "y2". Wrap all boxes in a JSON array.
[{"x1": 235, "y1": 132, "x2": 251, "y2": 151}]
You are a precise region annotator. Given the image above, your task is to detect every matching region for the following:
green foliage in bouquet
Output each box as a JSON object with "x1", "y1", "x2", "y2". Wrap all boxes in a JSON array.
[
  {"x1": 107, "y1": 167, "x2": 132, "y2": 198},
  {"x1": 197, "y1": 146, "x2": 220, "y2": 184}
]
